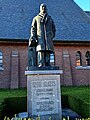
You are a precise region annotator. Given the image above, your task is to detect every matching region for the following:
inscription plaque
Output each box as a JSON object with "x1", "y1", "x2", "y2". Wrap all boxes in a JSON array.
[{"x1": 31, "y1": 80, "x2": 59, "y2": 115}]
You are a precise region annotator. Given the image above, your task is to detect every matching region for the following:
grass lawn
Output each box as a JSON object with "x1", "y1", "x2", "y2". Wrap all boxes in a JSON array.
[
  {"x1": 0, "y1": 88, "x2": 27, "y2": 104},
  {"x1": 0, "y1": 86, "x2": 89, "y2": 106},
  {"x1": 0, "y1": 86, "x2": 89, "y2": 103}
]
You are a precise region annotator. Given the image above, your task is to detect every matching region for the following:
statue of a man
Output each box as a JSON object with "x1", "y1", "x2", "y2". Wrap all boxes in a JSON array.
[{"x1": 29, "y1": 3, "x2": 56, "y2": 67}]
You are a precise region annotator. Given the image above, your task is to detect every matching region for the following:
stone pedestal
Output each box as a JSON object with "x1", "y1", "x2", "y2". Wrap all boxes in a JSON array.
[{"x1": 25, "y1": 70, "x2": 63, "y2": 120}]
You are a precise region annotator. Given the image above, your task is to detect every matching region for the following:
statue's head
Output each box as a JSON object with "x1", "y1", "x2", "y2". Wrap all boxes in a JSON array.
[{"x1": 40, "y1": 3, "x2": 47, "y2": 14}]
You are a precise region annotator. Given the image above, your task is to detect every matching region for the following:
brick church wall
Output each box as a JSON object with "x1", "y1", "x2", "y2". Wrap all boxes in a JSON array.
[
  {"x1": 0, "y1": 41, "x2": 90, "y2": 88},
  {"x1": 54, "y1": 44, "x2": 90, "y2": 86},
  {"x1": 0, "y1": 41, "x2": 28, "y2": 88},
  {"x1": 0, "y1": 43, "x2": 11, "y2": 88}
]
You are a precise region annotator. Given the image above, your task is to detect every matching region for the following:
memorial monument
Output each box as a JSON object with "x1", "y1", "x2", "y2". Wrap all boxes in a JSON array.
[{"x1": 25, "y1": 3, "x2": 63, "y2": 120}]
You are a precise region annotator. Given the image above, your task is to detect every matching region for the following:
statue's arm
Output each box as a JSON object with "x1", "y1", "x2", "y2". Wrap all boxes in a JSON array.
[
  {"x1": 31, "y1": 18, "x2": 37, "y2": 39},
  {"x1": 29, "y1": 18, "x2": 37, "y2": 46},
  {"x1": 52, "y1": 19, "x2": 56, "y2": 38}
]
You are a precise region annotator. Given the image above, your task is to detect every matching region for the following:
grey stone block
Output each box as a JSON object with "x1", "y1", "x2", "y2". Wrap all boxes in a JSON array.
[{"x1": 26, "y1": 70, "x2": 62, "y2": 120}]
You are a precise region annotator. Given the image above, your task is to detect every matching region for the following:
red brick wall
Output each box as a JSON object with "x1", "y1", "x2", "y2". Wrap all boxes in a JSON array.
[
  {"x1": 0, "y1": 43, "x2": 11, "y2": 88},
  {"x1": 0, "y1": 42, "x2": 28, "y2": 88},
  {"x1": 19, "y1": 44, "x2": 28, "y2": 87},
  {"x1": 0, "y1": 41, "x2": 90, "y2": 88},
  {"x1": 54, "y1": 44, "x2": 90, "y2": 86}
]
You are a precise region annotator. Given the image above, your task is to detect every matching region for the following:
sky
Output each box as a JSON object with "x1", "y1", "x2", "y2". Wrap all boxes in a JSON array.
[{"x1": 74, "y1": 0, "x2": 90, "y2": 11}]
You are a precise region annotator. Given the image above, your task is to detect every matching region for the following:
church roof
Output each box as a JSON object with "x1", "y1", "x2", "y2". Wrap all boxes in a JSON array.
[
  {"x1": 85, "y1": 11, "x2": 90, "y2": 16},
  {"x1": 0, "y1": 0, "x2": 90, "y2": 41}
]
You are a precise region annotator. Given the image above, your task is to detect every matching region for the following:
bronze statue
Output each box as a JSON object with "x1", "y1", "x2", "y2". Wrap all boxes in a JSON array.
[{"x1": 29, "y1": 3, "x2": 56, "y2": 67}]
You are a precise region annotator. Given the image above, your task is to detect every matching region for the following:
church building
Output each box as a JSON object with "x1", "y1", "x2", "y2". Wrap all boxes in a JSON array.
[{"x1": 0, "y1": 0, "x2": 90, "y2": 88}]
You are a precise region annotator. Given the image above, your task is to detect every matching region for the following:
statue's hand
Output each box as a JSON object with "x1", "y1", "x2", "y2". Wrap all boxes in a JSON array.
[{"x1": 29, "y1": 37, "x2": 37, "y2": 47}]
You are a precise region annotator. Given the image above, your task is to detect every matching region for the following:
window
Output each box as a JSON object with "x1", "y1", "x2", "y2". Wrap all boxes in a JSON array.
[
  {"x1": 86, "y1": 51, "x2": 90, "y2": 66},
  {"x1": 50, "y1": 53, "x2": 55, "y2": 66},
  {"x1": 76, "y1": 51, "x2": 82, "y2": 66},
  {"x1": 0, "y1": 51, "x2": 3, "y2": 68}
]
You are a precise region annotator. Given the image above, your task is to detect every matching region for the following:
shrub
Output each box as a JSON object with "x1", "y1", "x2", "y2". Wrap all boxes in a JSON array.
[
  {"x1": 1, "y1": 97, "x2": 27, "y2": 120},
  {"x1": 1, "y1": 95, "x2": 90, "y2": 119},
  {"x1": 61, "y1": 95, "x2": 69, "y2": 108},
  {"x1": 68, "y1": 95, "x2": 90, "y2": 118}
]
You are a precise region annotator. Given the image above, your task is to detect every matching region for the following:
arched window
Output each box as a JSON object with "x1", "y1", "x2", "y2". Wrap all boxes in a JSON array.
[
  {"x1": 86, "y1": 51, "x2": 90, "y2": 66},
  {"x1": 0, "y1": 51, "x2": 3, "y2": 68},
  {"x1": 50, "y1": 53, "x2": 55, "y2": 66},
  {"x1": 76, "y1": 51, "x2": 82, "y2": 66}
]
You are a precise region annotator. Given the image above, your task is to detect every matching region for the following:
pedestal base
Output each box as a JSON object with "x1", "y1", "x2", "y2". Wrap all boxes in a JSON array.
[
  {"x1": 25, "y1": 70, "x2": 63, "y2": 120},
  {"x1": 27, "y1": 66, "x2": 59, "y2": 71}
]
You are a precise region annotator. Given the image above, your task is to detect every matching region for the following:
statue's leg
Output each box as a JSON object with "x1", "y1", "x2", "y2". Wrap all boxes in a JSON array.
[
  {"x1": 28, "y1": 47, "x2": 37, "y2": 67},
  {"x1": 28, "y1": 47, "x2": 33, "y2": 67},
  {"x1": 37, "y1": 51, "x2": 45, "y2": 67},
  {"x1": 45, "y1": 51, "x2": 50, "y2": 66}
]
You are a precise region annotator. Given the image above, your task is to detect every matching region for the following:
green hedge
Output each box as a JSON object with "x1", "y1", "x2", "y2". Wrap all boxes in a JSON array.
[
  {"x1": 0, "y1": 95, "x2": 68, "y2": 119},
  {"x1": 0, "y1": 97, "x2": 27, "y2": 120},
  {"x1": 0, "y1": 95, "x2": 90, "y2": 119},
  {"x1": 68, "y1": 95, "x2": 90, "y2": 118},
  {"x1": 61, "y1": 95, "x2": 69, "y2": 108}
]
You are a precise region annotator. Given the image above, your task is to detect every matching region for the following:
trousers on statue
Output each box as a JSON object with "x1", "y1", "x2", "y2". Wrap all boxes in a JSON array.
[{"x1": 37, "y1": 51, "x2": 51, "y2": 67}]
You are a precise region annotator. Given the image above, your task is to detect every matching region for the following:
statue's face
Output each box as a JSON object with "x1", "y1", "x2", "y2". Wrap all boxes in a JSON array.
[{"x1": 40, "y1": 4, "x2": 47, "y2": 13}]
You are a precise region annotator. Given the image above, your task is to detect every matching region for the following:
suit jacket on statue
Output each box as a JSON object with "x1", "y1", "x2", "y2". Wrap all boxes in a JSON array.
[{"x1": 30, "y1": 13, "x2": 56, "y2": 52}]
